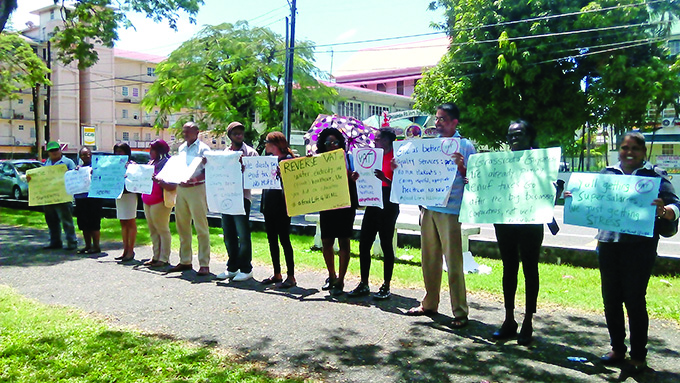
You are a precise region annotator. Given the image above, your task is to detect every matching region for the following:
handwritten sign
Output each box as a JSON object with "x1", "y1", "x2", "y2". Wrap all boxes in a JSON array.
[
  {"x1": 243, "y1": 156, "x2": 281, "y2": 189},
  {"x1": 389, "y1": 138, "x2": 460, "y2": 206},
  {"x1": 205, "y1": 151, "x2": 245, "y2": 215},
  {"x1": 564, "y1": 173, "x2": 660, "y2": 237},
  {"x1": 125, "y1": 164, "x2": 155, "y2": 194},
  {"x1": 156, "y1": 154, "x2": 202, "y2": 184},
  {"x1": 88, "y1": 155, "x2": 127, "y2": 199},
  {"x1": 64, "y1": 167, "x2": 91, "y2": 195},
  {"x1": 27, "y1": 165, "x2": 72, "y2": 206},
  {"x1": 353, "y1": 148, "x2": 384, "y2": 208},
  {"x1": 460, "y1": 147, "x2": 561, "y2": 224},
  {"x1": 280, "y1": 149, "x2": 351, "y2": 216}
]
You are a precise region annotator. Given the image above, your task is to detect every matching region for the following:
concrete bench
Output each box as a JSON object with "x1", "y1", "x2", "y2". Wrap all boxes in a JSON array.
[{"x1": 304, "y1": 214, "x2": 481, "y2": 256}]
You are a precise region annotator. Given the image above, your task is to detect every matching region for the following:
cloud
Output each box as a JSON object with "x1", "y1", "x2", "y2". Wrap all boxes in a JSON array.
[{"x1": 335, "y1": 28, "x2": 357, "y2": 42}]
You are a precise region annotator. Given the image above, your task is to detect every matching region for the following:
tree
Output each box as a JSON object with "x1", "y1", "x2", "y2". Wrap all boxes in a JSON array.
[
  {"x1": 0, "y1": 32, "x2": 50, "y2": 101},
  {"x1": 0, "y1": 0, "x2": 203, "y2": 70},
  {"x1": 416, "y1": 0, "x2": 680, "y2": 149},
  {"x1": 142, "y1": 21, "x2": 338, "y2": 145}
]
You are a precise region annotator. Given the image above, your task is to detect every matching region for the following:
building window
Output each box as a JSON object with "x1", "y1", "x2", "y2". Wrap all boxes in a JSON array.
[
  {"x1": 377, "y1": 83, "x2": 387, "y2": 92},
  {"x1": 29, "y1": 103, "x2": 34, "y2": 112},
  {"x1": 338, "y1": 101, "x2": 362, "y2": 119},
  {"x1": 368, "y1": 105, "x2": 390, "y2": 117},
  {"x1": 18, "y1": 125, "x2": 24, "y2": 131},
  {"x1": 50, "y1": 10, "x2": 54, "y2": 20},
  {"x1": 122, "y1": 132, "x2": 130, "y2": 141},
  {"x1": 145, "y1": 133, "x2": 151, "y2": 141},
  {"x1": 670, "y1": 40, "x2": 680, "y2": 56},
  {"x1": 122, "y1": 109, "x2": 129, "y2": 119},
  {"x1": 30, "y1": 127, "x2": 36, "y2": 138},
  {"x1": 18, "y1": 99, "x2": 23, "y2": 104},
  {"x1": 133, "y1": 132, "x2": 140, "y2": 141},
  {"x1": 122, "y1": 86, "x2": 129, "y2": 96},
  {"x1": 144, "y1": 88, "x2": 149, "y2": 95},
  {"x1": 147, "y1": 67, "x2": 155, "y2": 77},
  {"x1": 396, "y1": 81, "x2": 404, "y2": 95},
  {"x1": 132, "y1": 88, "x2": 139, "y2": 97},
  {"x1": 662, "y1": 144, "x2": 674, "y2": 155}
]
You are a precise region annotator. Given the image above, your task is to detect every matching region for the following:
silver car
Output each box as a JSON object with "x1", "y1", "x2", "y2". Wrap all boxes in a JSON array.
[{"x1": 0, "y1": 160, "x2": 43, "y2": 199}]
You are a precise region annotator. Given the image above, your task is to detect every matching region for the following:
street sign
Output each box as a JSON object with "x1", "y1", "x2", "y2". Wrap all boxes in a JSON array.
[{"x1": 83, "y1": 126, "x2": 96, "y2": 146}]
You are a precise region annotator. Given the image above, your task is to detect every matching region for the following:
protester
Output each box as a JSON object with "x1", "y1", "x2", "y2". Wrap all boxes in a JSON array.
[
  {"x1": 113, "y1": 143, "x2": 138, "y2": 262},
  {"x1": 491, "y1": 120, "x2": 544, "y2": 345},
  {"x1": 405, "y1": 103, "x2": 476, "y2": 329},
  {"x1": 259, "y1": 131, "x2": 297, "y2": 288},
  {"x1": 215, "y1": 122, "x2": 258, "y2": 282},
  {"x1": 29, "y1": 141, "x2": 78, "y2": 250},
  {"x1": 142, "y1": 140, "x2": 175, "y2": 268},
  {"x1": 565, "y1": 131, "x2": 679, "y2": 373},
  {"x1": 73, "y1": 147, "x2": 102, "y2": 254},
  {"x1": 348, "y1": 127, "x2": 399, "y2": 299},
  {"x1": 167, "y1": 122, "x2": 212, "y2": 275},
  {"x1": 316, "y1": 127, "x2": 359, "y2": 296}
]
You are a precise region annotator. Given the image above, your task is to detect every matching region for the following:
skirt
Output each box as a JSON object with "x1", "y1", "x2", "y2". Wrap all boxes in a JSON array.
[
  {"x1": 74, "y1": 197, "x2": 102, "y2": 231},
  {"x1": 116, "y1": 193, "x2": 138, "y2": 220},
  {"x1": 319, "y1": 207, "x2": 356, "y2": 239}
]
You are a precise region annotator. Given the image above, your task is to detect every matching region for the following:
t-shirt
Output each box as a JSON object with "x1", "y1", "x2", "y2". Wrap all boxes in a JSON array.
[
  {"x1": 45, "y1": 155, "x2": 76, "y2": 170},
  {"x1": 382, "y1": 150, "x2": 394, "y2": 187},
  {"x1": 142, "y1": 157, "x2": 168, "y2": 206}
]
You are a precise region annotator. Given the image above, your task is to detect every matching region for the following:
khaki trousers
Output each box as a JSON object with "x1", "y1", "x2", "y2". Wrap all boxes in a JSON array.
[
  {"x1": 143, "y1": 202, "x2": 172, "y2": 263},
  {"x1": 420, "y1": 209, "x2": 468, "y2": 319},
  {"x1": 175, "y1": 184, "x2": 211, "y2": 267}
]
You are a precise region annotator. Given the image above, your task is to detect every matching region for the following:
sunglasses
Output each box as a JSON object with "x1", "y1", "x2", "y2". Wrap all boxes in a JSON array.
[{"x1": 324, "y1": 140, "x2": 340, "y2": 147}]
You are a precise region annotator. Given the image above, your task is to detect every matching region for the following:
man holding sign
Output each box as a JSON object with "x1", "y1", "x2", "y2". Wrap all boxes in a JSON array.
[{"x1": 405, "y1": 103, "x2": 476, "y2": 329}]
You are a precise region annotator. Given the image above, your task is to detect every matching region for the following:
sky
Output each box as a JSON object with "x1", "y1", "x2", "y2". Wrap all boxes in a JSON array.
[{"x1": 12, "y1": 0, "x2": 447, "y2": 77}]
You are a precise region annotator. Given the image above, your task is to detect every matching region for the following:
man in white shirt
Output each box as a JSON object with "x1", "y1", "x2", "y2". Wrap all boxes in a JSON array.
[
  {"x1": 216, "y1": 122, "x2": 259, "y2": 282},
  {"x1": 167, "y1": 122, "x2": 212, "y2": 275}
]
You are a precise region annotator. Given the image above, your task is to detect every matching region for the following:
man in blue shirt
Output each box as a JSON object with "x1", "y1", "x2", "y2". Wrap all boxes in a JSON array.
[
  {"x1": 406, "y1": 103, "x2": 476, "y2": 329},
  {"x1": 41, "y1": 141, "x2": 78, "y2": 250}
]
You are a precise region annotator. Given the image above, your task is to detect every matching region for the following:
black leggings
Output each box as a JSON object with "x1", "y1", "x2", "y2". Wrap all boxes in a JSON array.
[
  {"x1": 359, "y1": 187, "x2": 400, "y2": 284},
  {"x1": 494, "y1": 224, "x2": 544, "y2": 314},
  {"x1": 264, "y1": 211, "x2": 295, "y2": 276}
]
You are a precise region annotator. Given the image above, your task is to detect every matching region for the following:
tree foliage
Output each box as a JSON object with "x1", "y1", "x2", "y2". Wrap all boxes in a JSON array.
[
  {"x1": 0, "y1": 32, "x2": 51, "y2": 101},
  {"x1": 142, "y1": 21, "x2": 338, "y2": 145},
  {"x1": 0, "y1": 0, "x2": 203, "y2": 70},
  {"x1": 416, "y1": 0, "x2": 680, "y2": 149}
]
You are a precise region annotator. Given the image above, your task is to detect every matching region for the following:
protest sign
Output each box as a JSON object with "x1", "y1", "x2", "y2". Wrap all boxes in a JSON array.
[
  {"x1": 280, "y1": 149, "x2": 350, "y2": 216},
  {"x1": 125, "y1": 164, "x2": 155, "y2": 194},
  {"x1": 353, "y1": 147, "x2": 384, "y2": 208},
  {"x1": 156, "y1": 154, "x2": 203, "y2": 184},
  {"x1": 27, "y1": 165, "x2": 72, "y2": 206},
  {"x1": 243, "y1": 156, "x2": 281, "y2": 189},
  {"x1": 564, "y1": 173, "x2": 660, "y2": 237},
  {"x1": 88, "y1": 155, "x2": 127, "y2": 199},
  {"x1": 64, "y1": 167, "x2": 91, "y2": 195},
  {"x1": 389, "y1": 138, "x2": 460, "y2": 206},
  {"x1": 205, "y1": 151, "x2": 245, "y2": 215},
  {"x1": 459, "y1": 147, "x2": 561, "y2": 224}
]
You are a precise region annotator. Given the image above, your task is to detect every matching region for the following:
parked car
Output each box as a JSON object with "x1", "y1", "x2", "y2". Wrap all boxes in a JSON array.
[{"x1": 0, "y1": 160, "x2": 43, "y2": 199}]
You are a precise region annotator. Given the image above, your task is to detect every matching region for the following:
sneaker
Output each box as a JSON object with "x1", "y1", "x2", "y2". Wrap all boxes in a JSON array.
[
  {"x1": 330, "y1": 282, "x2": 344, "y2": 297},
  {"x1": 232, "y1": 271, "x2": 253, "y2": 282},
  {"x1": 372, "y1": 284, "x2": 391, "y2": 300},
  {"x1": 347, "y1": 282, "x2": 370, "y2": 297},
  {"x1": 215, "y1": 270, "x2": 240, "y2": 280},
  {"x1": 322, "y1": 277, "x2": 333, "y2": 291},
  {"x1": 65, "y1": 243, "x2": 78, "y2": 250},
  {"x1": 43, "y1": 244, "x2": 62, "y2": 250}
]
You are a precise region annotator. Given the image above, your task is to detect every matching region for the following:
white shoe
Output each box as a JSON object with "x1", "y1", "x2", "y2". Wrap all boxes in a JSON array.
[
  {"x1": 232, "y1": 271, "x2": 253, "y2": 282},
  {"x1": 215, "y1": 270, "x2": 239, "y2": 280}
]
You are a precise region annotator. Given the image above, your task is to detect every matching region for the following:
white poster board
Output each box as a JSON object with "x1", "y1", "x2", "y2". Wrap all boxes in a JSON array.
[
  {"x1": 205, "y1": 151, "x2": 245, "y2": 215},
  {"x1": 353, "y1": 147, "x2": 384, "y2": 208},
  {"x1": 243, "y1": 156, "x2": 281, "y2": 189},
  {"x1": 125, "y1": 164, "x2": 155, "y2": 194},
  {"x1": 156, "y1": 154, "x2": 202, "y2": 184},
  {"x1": 64, "y1": 167, "x2": 91, "y2": 195}
]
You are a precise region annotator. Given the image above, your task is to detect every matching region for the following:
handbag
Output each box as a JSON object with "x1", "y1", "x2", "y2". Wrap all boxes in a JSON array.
[{"x1": 163, "y1": 188, "x2": 176, "y2": 209}]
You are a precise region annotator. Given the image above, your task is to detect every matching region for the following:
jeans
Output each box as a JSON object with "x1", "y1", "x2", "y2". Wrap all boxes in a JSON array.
[
  {"x1": 222, "y1": 198, "x2": 252, "y2": 273},
  {"x1": 494, "y1": 223, "x2": 543, "y2": 314},
  {"x1": 264, "y1": 211, "x2": 294, "y2": 276},
  {"x1": 598, "y1": 241, "x2": 657, "y2": 360},
  {"x1": 359, "y1": 187, "x2": 399, "y2": 285},
  {"x1": 44, "y1": 202, "x2": 77, "y2": 247}
]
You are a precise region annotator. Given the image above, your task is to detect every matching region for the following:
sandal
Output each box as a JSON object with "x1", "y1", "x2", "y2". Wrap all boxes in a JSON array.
[
  {"x1": 77, "y1": 248, "x2": 91, "y2": 254},
  {"x1": 279, "y1": 278, "x2": 297, "y2": 289},
  {"x1": 143, "y1": 259, "x2": 159, "y2": 266},
  {"x1": 406, "y1": 306, "x2": 438, "y2": 317},
  {"x1": 149, "y1": 261, "x2": 169, "y2": 268},
  {"x1": 261, "y1": 276, "x2": 283, "y2": 285},
  {"x1": 119, "y1": 252, "x2": 135, "y2": 262},
  {"x1": 451, "y1": 317, "x2": 469, "y2": 329},
  {"x1": 86, "y1": 248, "x2": 101, "y2": 254}
]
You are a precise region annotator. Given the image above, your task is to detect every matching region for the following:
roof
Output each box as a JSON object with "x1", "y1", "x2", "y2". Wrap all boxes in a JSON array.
[
  {"x1": 113, "y1": 48, "x2": 166, "y2": 64},
  {"x1": 334, "y1": 36, "x2": 449, "y2": 82},
  {"x1": 319, "y1": 80, "x2": 413, "y2": 101}
]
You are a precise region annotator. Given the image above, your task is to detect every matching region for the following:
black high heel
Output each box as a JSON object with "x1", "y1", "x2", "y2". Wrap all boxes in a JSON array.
[
  {"x1": 517, "y1": 320, "x2": 533, "y2": 345},
  {"x1": 492, "y1": 320, "x2": 518, "y2": 340}
]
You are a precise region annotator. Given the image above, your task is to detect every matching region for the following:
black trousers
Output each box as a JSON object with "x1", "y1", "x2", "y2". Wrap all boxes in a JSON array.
[
  {"x1": 359, "y1": 187, "x2": 400, "y2": 284},
  {"x1": 597, "y1": 241, "x2": 657, "y2": 360},
  {"x1": 264, "y1": 210, "x2": 295, "y2": 276},
  {"x1": 493, "y1": 223, "x2": 544, "y2": 314}
]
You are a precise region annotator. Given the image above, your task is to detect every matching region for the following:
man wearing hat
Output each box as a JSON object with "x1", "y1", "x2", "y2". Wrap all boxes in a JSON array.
[
  {"x1": 40, "y1": 141, "x2": 78, "y2": 249},
  {"x1": 215, "y1": 121, "x2": 259, "y2": 282}
]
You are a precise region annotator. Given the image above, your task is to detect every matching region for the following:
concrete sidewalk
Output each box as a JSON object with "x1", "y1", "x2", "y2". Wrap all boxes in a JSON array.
[{"x1": 0, "y1": 224, "x2": 678, "y2": 383}]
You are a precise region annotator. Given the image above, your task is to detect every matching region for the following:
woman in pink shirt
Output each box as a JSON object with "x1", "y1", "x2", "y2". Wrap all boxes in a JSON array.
[{"x1": 142, "y1": 140, "x2": 176, "y2": 268}]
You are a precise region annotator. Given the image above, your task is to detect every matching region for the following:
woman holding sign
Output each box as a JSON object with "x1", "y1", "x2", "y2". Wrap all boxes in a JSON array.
[
  {"x1": 142, "y1": 140, "x2": 175, "y2": 268},
  {"x1": 113, "y1": 143, "x2": 138, "y2": 262},
  {"x1": 316, "y1": 128, "x2": 359, "y2": 297},
  {"x1": 260, "y1": 131, "x2": 297, "y2": 288},
  {"x1": 566, "y1": 132, "x2": 679, "y2": 373},
  {"x1": 73, "y1": 147, "x2": 102, "y2": 254}
]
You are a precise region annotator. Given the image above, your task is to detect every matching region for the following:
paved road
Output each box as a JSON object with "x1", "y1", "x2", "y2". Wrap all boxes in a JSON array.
[{"x1": 1, "y1": 224, "x2": 678, "y2": 383}]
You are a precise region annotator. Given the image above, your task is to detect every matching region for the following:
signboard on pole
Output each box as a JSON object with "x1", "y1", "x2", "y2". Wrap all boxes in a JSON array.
[{"x1": 83, "y1": 126, "x2": 96, "y2": 146}]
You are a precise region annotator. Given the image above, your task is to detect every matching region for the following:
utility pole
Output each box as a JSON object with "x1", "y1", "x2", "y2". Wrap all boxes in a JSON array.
[{"x1": 282, "y1": 0, "x2": 296, "y2": 142}]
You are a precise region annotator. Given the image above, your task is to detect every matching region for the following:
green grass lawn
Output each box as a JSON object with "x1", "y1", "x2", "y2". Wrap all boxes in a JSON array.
[
  {"x1": 1, "y1": 207, "x2": 679, "y2": 323},
  {"x1": 0, "y1": 285, "x2": 303, "y2": 383}
]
